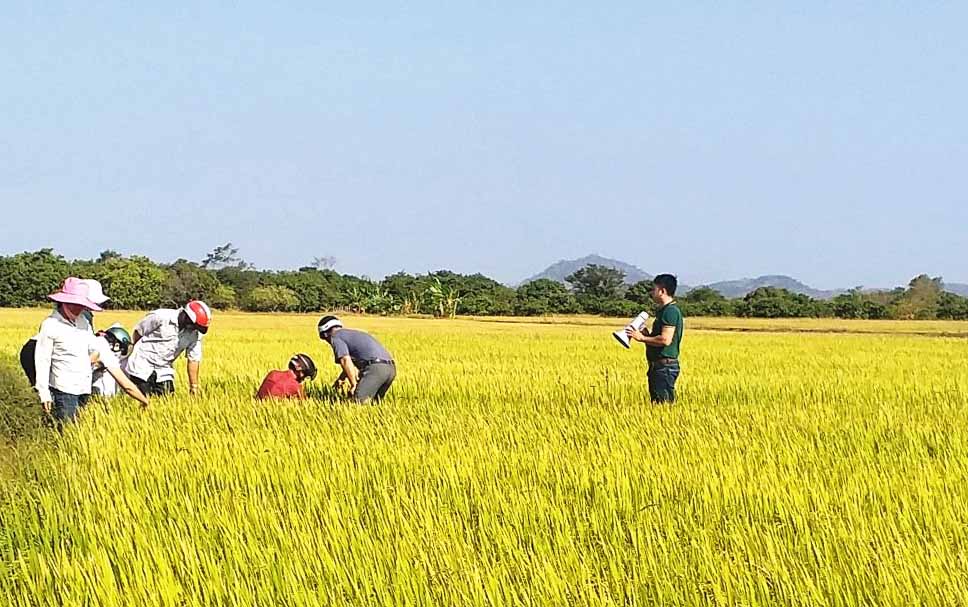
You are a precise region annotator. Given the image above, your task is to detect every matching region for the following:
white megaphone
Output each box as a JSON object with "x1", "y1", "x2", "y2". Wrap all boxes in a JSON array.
[{"x1": 613, "y1": 311, "x2": 649, "y2": 349}]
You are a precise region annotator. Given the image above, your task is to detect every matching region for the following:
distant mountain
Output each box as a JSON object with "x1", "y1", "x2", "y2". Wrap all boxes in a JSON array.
[
  {"x1": 521, "y1": 257, "x2": 966, "y2": 300},
  {"x1": 523, "y1": 254, "x2": 652, "y2": 285},
  {"x1": 700, "y1": 275, "x2": 844, "y2": 300},
  {"x1": 945, "y1": 283, "x2": 968, "y2": 297}
]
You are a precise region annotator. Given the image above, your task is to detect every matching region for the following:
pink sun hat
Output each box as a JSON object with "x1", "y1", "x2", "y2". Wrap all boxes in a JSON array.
[{"x1": 48, "y1": 277, "x2": 104, "y2": 311}]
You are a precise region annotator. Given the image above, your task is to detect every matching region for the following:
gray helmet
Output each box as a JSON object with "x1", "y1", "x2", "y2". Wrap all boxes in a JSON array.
[{"x1": 102, "y1": 324, "x2": 132, "y2": 356}]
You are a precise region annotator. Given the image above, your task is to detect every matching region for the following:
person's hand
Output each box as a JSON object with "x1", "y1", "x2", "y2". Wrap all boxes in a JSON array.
[
  {"x1": 332, "y1": 377, "x2": 345, "y2": 390},
  {"x1": 42, "y1": 401, "x2": 52, "y2": 415},
  {"x1": 625, "y1": 327, "x2": 646, "y2": 342},
  {"x1": 189, "y1": 384, "x2": 201, "y2": 396}
]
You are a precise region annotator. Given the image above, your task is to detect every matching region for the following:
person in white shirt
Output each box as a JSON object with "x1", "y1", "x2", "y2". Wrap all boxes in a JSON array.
[
  {"x1": 19, "y1": 279, "x2": 106, "y2": 387},
  {"x1": 33, "y1": 278, "x2": 149, "y2": 427},
  {"x1": 125, "y1": 300, "x2": 212, "y2": 397}
]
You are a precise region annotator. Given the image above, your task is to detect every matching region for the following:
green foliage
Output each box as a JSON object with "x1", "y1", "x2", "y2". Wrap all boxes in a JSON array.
[
  {"x1": 513, "y1": 279, "x2": 581, "y2": 316},
  {"x1": 427, "y1": 276, "x2": 461, "y2": 318},
  {"x1": 98, "y1": 250, "x2": 123, "y2": 263},
  {"x1": 565, "y1": 265, "x2": 628, "y2": 315},
  {"x1": 737, "y1": 287, "x2": 825, "y2": 318},
  {"x1": 938, "y1": 292, "x2": 968, "y2": 320},
  {"x1": 201, "y1": 242, "x2": 250, "y2": 270},
  {"x1": 830, "y1": 289, "x2": 889, "y2": 320},
  {"x1": 216, "y1": 267, "x2": 266, "y2": 296},
  {"x1": 100, "y1": 256, "x2": 166, "y2": 310},
  {"x1": 0, "y1": 249, "x2": 966, "y2": 320},
  {"x1": 241, "y1": 286, "x2": 300, "y2": 312},
  {"x1": 566, "y1": 264, "x2": 625, "y2": 301},
  {"x1": 451, "y1": 274, "x2": 515, "y2": 316},
  {"x1": 0, "y1": 356, "x2": 46, "y2": 445},
  {"x1": 271, "y1": 269, "x2": 345, "y2": 312},
  {"x1": 163, "y1": 260, "x2": 222, "y2": 307},
  {"x1": 345, "y1": 282, "x2": 396, "y2": 315},
  {"x1": 891, "y1": 275, "x2": 943, "y2": 320},
  {"x1": 624, "y1": 280, "x2": 655, "y2": 308},
  {"x1": 678, "y1": 287, "x2": 735, "y2": 317},
  {"x1": 0, "y1": 249, "x2": 70, "y2": 307},
  {"x1": 381, "y1": 272, "x2": 426, "y2": 315},
  {"x1": 208, "y1": 284, "x2": 238, "y2": 310}
]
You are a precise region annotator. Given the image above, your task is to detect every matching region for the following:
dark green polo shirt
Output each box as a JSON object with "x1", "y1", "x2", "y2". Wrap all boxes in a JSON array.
[{"x1": 646, "y1": 302, "x2": 684, "y2": 362}]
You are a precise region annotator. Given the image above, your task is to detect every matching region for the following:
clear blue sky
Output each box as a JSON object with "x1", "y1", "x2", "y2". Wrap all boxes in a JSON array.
[{"x1": 2, "y1": 2, "x2": 965, "y2": 289}]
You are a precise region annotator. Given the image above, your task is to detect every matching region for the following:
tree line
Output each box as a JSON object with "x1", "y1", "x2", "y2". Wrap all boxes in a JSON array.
[{"x1": 1, "y1": 247, "x2": 966, "y2": 320}]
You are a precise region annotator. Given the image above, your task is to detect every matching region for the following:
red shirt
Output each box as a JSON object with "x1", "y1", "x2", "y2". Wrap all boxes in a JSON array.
[{"x1": 256, "y1": 370, "x2": 304, "y2": 400}]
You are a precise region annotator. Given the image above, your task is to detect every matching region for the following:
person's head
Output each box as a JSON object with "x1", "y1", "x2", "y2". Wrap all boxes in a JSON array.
[
  {"x1": 651, "y1": 274, "x2": 678, "y2": 304},
  {"x1": 317, "y1": 315, "x2": 343, "y2": 342},
  {"x1": 179, "y1": 300, "x2": 212, "y2": 334},
  {"x1": 288, "y1": 353, "x2": 318, "y2": 383},
  {"x1": 48, "y1": 277, "x2": 103, "y2": 322},
  {"x1": 58, "y1": 303, "x2": 88, "y2": 322},
  {"x1": 98, "y1": 324, "x2": 133, "y2": 356}
]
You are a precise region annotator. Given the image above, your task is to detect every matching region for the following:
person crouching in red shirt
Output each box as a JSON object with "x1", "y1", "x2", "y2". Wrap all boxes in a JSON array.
[{"x1": 256, "y1": 354, "x2": 317, "y2": 400}]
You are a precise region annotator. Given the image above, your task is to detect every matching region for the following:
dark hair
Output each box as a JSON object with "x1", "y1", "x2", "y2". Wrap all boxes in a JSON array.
[{"x1": 653, "y1": 274, "x2": 678, "y2": 296}]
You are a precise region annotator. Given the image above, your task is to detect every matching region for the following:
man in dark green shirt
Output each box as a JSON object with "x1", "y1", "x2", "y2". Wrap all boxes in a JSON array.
[{"x1": 626, "y1": 273, "x2": 684, "y2": 403}]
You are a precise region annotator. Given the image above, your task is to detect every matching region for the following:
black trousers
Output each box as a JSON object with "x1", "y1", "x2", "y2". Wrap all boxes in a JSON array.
[
  {"x1": 130, "y1": 372, "x2": 175, "y2": 397},
  {"x1": 19, "y1": 339, "x2": 37, "y2": 387}
]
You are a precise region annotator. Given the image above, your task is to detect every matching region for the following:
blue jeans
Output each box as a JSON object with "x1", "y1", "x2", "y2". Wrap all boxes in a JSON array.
[
  {"x1": 648, "y1": 361, "x2": 680, "y2": 403},
  {"x1": 49, "y1": 387, "x2": 90, "y2": 427}
]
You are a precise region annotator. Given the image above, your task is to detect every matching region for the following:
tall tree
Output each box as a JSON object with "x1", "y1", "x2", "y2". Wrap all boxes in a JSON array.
[
  {"x1": 164, "y1": 260, "x2": 221, "y2": 306},
  {"x1": 566, "y1": 264, "x2": 626, "y2": 314},
  {"x1": 98, "y1": 249, "x2": 123, "y2": 263},
  {"x1": 891, "y1": 275, "x2": 943, "y2": 320},
  {"x1": 201, "y1": 243, "x2": 251, "y2": 270},
  {"x1": 310, "y1": 256, "x2": 337, "y2": 271},
  {"x1": 513, "y1": 279, "x2": 581, "y2": 316},
  {"x1": 565, "y1": 264, "x2": 625, "y2": 300}
]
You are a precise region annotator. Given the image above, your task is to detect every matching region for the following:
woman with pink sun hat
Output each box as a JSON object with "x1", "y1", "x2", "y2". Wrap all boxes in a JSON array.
[
  {"x1": 19, "y1": 279, "x2": 107, "y2": 385},
  {"x1": 33, "y1": 277, "x2": 148, "y2": 428}
]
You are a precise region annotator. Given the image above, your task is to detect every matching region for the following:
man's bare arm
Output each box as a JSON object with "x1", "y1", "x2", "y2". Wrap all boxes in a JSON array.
[
  {"x1": 106, "y1": 366, "x2": 150, "y2": 408},
  {"x1": 338, "y1": 356, "x2": 360, "y2": 392},
  {"x1": 627, "y1": 325, "x2": 676, "y2": 347}
]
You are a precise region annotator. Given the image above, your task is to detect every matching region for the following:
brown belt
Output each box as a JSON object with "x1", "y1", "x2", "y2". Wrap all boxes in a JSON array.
[{"x1": 649, "y1": 357, "x2": 678, "y2": 367}]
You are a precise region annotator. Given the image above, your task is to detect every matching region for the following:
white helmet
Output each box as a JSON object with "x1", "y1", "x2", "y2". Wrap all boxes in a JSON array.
[
  {"x1": 183, "y1": 300, "x2": 212, "y2": 334},
  {"x1": 317, "y1": 315, "x2": 343, "y2": 337}
]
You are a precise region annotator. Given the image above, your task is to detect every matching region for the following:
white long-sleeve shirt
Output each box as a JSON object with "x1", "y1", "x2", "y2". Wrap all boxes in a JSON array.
[
  {"x1": 125, "y1": 309, "x2": 203, "y2": 382},
  {"x1": 34, "y1": 309, "x2": 118, "y2": 402},
  {"x1": 92, "y1": 337, "x2": 128, "y2": 397}
]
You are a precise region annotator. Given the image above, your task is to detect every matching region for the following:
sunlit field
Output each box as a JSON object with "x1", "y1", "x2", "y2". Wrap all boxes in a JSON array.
[{"x1": 2, "y1": 309, "x2": 967, "y2": 606}]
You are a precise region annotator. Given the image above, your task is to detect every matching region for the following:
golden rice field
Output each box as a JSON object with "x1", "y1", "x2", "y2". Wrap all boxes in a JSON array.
[{"x1": 1, "y1": 309, "x2": 968, "y2": 606}]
